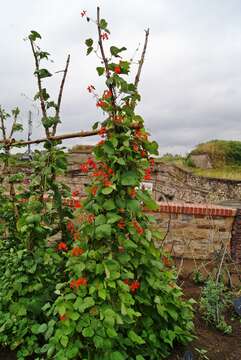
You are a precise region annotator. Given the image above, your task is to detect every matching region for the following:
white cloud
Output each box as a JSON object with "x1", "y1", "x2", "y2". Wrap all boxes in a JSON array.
[{"x1": 1, "y1": 0, "x2": 241, "y2": 154}]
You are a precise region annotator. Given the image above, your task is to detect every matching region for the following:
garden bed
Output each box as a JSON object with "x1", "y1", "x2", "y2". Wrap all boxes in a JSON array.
[
  {"x1": 168, "y1": 280, "x2": 241, "y2": 360},
  {"x1": 1, "y1": 280, "x2": 240, "y2": 360}
]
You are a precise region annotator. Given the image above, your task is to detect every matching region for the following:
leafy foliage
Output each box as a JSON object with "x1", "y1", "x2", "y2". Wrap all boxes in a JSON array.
[
  {"x1": 190, "y1": 139, "x2": 241, "y2": 167},
  {"x1": 200, "y1": 279, "x2": 232, "y2": 334}
]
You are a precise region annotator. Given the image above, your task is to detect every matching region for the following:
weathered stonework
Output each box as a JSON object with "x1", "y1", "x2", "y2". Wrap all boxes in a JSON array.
[{"x1": 65, "y1": 152, "x2": 241, "y2": 204}]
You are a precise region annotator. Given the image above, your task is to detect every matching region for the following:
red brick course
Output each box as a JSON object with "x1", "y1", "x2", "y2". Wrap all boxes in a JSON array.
[{"x1": 157, "y1": 202, "x2": 236, "y2": 217}]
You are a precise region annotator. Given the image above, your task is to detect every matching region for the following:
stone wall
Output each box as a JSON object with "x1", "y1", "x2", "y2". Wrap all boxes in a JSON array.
[
  {"x1": 3, "y1": 150, "x2": 241, "y2": 204},
  {"x1": 65, "y1": 152, "x2": 241, "y2": 204},
  {"x1": 153, "y1": 161, "x2": 241, "y2": 204}
]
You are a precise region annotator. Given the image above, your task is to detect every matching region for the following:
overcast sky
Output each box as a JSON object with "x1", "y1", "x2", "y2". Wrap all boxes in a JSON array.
[{"x1": 1, "y1": 0, "x2": 241, "y2": 155}]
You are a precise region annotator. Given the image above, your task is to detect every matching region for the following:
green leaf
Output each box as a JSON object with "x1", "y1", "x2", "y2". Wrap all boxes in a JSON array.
[
  {"x1": 29, "y1": 30, "x2": 41, "y2": 41},
  {"x1": 116, "y1": 158, "x2": 126, "y2": 165},
  {"x1": 138, "y1": 191, "x2": 158, "y2": 210},
  {"x1": 128, "y1": 330, "x2": 145, "y2": 345},
  {"x1": 93, "y1": 335, "x2": 104, "y2": 349},
  {"x1": 92, "y1": 121, "x2": 99, "y2": 130},
  {"x1": 82, "y1": 327, "x2": 94, "y2": 337},
  {"x1": 25, "y1": 214, "x2": 41, "y2": 224},
  {"x1": 110, "y1": 46, "x2": 127, "y2": 57},
  {"x1": 96, "y1": 224, "x2": 112, "y2": 239},
  {"x1": 102, "y1": 187, "x2": 114, "y2": 195},
  {"x1": 58, "y1": 305, "x2": 66, "y2": 316},
  {"x1": 123, "y1": 239, "x2": 137, "y2": 250},
  {"x1": 47, "y1": 346, "x2": 55, "y2": 358},
  {"x1": 98, "y1": 288, "x2": 107, "y2": 300},
  {"x1": 69, "y1": 311, "x2": 80, "y2": 321},
  {"x1": 95, "y1": 214, "x2": 106, "y2": 226},
  {"x1": 85, "y1": 38, "x2": 93, "y2": 47},
  {"x1": 110, "y1": 351, "x2": 125, "y2": 360},
  {"x1": 103, "y1": 199, "x2": 115, "y2": 211},
  {"x1": 38, "y1": 323, "x2": 48, "y2": 333},
  {"x1": 96, "y1": 67, "x2": 105, "y2": 76},
  {"x1": 107, "y1": 213, "x2": 122, "y2": 224},
  {"x1": 99, "y1": 19, "x2": 108, "y2": 30},
  {"x1": 41, "y1": 88, "x2": 50, "y2": 100},
  {"x1": 31, "y1": 323, "x2": 47, "y2": 334},
  {"x1": 145, "y1": 140, "x2": 159, "y2": 155},
  {"x1": 121, "y1": 171, "x2": 138, "y2": 186},
  {"x1": 34, "y1": 68, "x2": 52, "y2": 79},
  {"x1": 66, "y1": 346, "x2": 79, "y2": 359},
  {"x1": 127, "y1": 199, "x2": 140, "y2": 212},
  {"x1": 106, "y1": 327, "x2": 118, "y2": 338},
  {"x1": 103, "y1": 142, "x2": 115, "y2": 155},
  {"x1": 136, "y1": 356, "x2": 145, "y2": 360},
  {"x1": 87, "y1": 47, "x2": 93, "y2": 55},
  {"x1": 74, "y1": 297, "x2": 95, "y2": 313},
  {"x1": 60, "y1": 335, "x2": 69, "y2": 347}
]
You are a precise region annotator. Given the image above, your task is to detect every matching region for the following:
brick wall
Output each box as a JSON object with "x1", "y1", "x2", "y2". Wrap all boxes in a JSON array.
[
  {"x1": 151, "y1": 202, "x2": 236, "y2": 260},
  {"x1": 61, "y1": 197, "x2": 237, "y2": 261}
]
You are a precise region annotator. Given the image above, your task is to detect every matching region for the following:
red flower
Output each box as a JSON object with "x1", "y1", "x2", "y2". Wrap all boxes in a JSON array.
[
  {"x1": 71, "y1": 246, "x2": 84, "y2": 256},
  {"x1": 80, "y1": 163, "x2": 89, "y2": 173},
  {"x1": 72, "y1": 190, "x2": 80, "y2": 197},
  {"x1": 149, "y1": 158, "x2": 155, "y2": 169},
  {"x1": 132, "y1": 220, "x2": 144, "y2": 235},
  {"x1": 123, "y1": 279, "x2": 140, "y2": 293},
  {"x1": 73, "y1": 232, "x2": 80, "y2": 241},
  {"x1": 67, "y1": 221, "x2": 75, "y2": 234},
  {"x1": 59, "y1": 315, "x2": 67, "y2": 321},
  {"x1": 100, "y1": 32, "x2": 109, "y2": 40},
  {"x1": 114, "y1": 115, "x2": 124, "y2": 123},
  {"x1": 129, "y1": 188, "x2": 136, "y2": 199},
  {"x1": 103, "y1": 180, "x2": 112, "y2": 187},
  {"x1": 103, "y1": 90, "x2": 112, "y2": 99},
  {"x1": 132, "y1": 143, "x2": 139, "y2": 152},
  {"x1": 81, "y1": 10, "x2": 87, "y2": 17},
  {"x1": 96, "y1": 100, "x2": 107, "y2": 108},
  {"x1": 91, "y1": 186, "x2": 98, "y2": 196},
  {"x1": 97, "y1": 140, "x2": 105, "y2": 146},
  {"x1": 141, "y1": 150, "x2": 146, "y2": 158},
  {"x1": 117, "y1": 219, "x2": 125, "y2": 229},
  {"x1": 144, "y1": 168, "x2": 151, "y2": 180},
  {"x1": 118, "y1": 246, "x2": 125, "y2": 253},
  {"x1": 87, "y1": 84, "x2": 95, "y2": 93},
  {"x1": 86, "y1": 158, "x2": 97, "y2": 169},
  {"x1": 70, "y1": 277, "x2": 88, "y2": 289},
  {"x1": 130, "y1": 280, "x2": 140, "y2": 293},
  {"x1": 93, "y1": 169, "x2": 104, "y2": 177},
  {"x1": 87, "y1": 214, "x2": 95, "y2": 224},
  {"x1": 114, "y1": 66, "x2": 121, "y2": 74},
  {"x1": 108, "y1": 167, "x2": 114, "y2": 175},
  {"x1": 162, "y1": 256, "x2": 172, "y2": 267},
  {"x1": 74, "y1": 200, "x2": 82, "y2": 209},
  {"x1": 57, "y1": 242, "x2": 68, "y2": 252},
  {"x1": 98, "y1": 127, "x2": 107, "y2": 137},
  {"x1": 135, "y1": 129, "x2": 148, "y2": 141}
]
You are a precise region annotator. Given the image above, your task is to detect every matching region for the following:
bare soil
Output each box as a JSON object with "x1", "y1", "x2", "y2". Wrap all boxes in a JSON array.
[{"x1": 168, "y1": 279, "x2": 241, "y2": 360}]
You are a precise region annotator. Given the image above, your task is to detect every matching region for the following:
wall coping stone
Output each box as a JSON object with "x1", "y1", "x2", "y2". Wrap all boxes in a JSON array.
[
  {"x1": 157, "y1": 201, "x2": 237, "y2": 217},
  {"x1": 50, "y1": 195, "x2": 237, "y2": 218}
]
